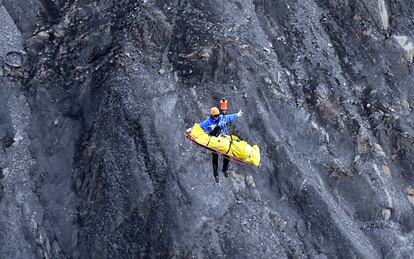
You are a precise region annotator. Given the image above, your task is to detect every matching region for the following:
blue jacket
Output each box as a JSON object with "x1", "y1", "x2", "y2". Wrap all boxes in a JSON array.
[{"x1": 199, "y1": 114, "x2": 239, "y2": 135}]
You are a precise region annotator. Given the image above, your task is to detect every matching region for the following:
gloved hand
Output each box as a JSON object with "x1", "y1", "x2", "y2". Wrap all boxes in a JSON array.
[
  {"x1": 186, "y1": 127, "x2": 192, "y2": 133},
  {"x1": 237, "y1": 110, "x2": 243, "y2": 117}
]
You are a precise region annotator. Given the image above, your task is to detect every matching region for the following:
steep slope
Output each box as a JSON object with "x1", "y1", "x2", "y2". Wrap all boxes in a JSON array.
[{"x1": 0, "y1": 0, "x2": 413, "y2": 258}]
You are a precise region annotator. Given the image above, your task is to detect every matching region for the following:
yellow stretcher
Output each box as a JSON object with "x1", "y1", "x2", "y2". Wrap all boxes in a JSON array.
[{"x1": 185, "y1": 123, "x2": 261, "y2": 167}]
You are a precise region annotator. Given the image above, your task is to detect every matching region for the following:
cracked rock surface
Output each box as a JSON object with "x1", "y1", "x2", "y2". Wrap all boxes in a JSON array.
[{"x1": 1, "y1": 0, "x2": 414, "y2": 258}]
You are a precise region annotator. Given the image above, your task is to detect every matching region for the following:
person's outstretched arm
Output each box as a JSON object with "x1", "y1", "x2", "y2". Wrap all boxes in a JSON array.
[{"x1": 221, "y1": 110, "x2": 243, "y2": 125}]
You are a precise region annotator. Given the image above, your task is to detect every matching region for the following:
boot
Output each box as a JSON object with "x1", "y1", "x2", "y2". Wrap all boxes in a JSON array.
[
  {"x1": 223, "y1": 170, "x2": 228, "y2": 178},
  {"x1": 214, "y1": 176, "x2": 219, "y2": 183}
]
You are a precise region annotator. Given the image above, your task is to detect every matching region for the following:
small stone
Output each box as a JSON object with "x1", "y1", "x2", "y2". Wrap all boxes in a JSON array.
[
  {"x1": 159, "y1": 68, "x2": 165, "y2": 75},
  {"x1": 76, "y1": 178, "x2": 82, "y2": 190},
  {"x1": 14, "y1": 131, "x2": 23, "y2": 143},
  {"x1": 200, "y1": 48, "x2": 211, "y2": 59},
  {"x1": 362, "y1": 28, "x2": 372, "y2": 37},
  {"x1": 36, "y1": 228, "x2": 45, "y2": 245},
  {"x1": 393, "y1": 36, "x2": 414, "y2": 62},
  {"x1": 87, "y1": 146, "x2": 94, "y2": 160},
  {"x1": 264, "y1": 77, "x2": 272, "y2": 85},
  {"x1": 174, "y1": 71, "x2": 179, "y2": 82},
  {"x1": 45, "y1": 238, "x2": 52, "y2": 255},
  {"x1": 406, "y1": 187, "x2": 414, "y2": 205},
  {"x1": 117, "y1": 52, "x2": 130, "y2": 60},
  {"x1": 323, "y1": 132, "x2": 330, "y2": 143},
  {"x1": 378, "y1": 0, "x2": 389, "y2": 30},
  {"x1": 245, "y1": 175, "x2": 256, "y2": 189},
  {"x1": 375, "y1": 144, "x2": 386, "y2": 158},
  {"x1": 53, "y1": 29, "x2": 65, "y2": 38},
  {"x1": 4, "y1": 51, "x2": 24, "y2": 68},
  {"x1": 353, "y1": 15, "x2": 363, "y2": 22},
  {"x1": 407, "y1": 195, "x2": 414, "y2": 205},
  {"x1": 2, "y1": 168, "x2": 10, "y2": 178},
  {"x1": 52, "y1": 240, "x2": 62, "y2": 256},
  {"x1": 189, "y1": 88, "x2": 197, "y2": 98},
  {"x1": 54, "y1": 119, "x2": 59, "y2": 126},
  {"x1": 382, "y1": 208, "x2": 392, "y2": 220},
  {"x1": 35, "y1": 31, "x2": 50, "y2": 40},
  {"x1": 406, "y1": 186, "x2": 414, "y2": 196}
]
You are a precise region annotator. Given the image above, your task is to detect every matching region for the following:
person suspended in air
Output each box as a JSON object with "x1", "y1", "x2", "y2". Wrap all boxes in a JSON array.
[{"x1": 197, "y1": 99, "x2": 242, "y2": 183}]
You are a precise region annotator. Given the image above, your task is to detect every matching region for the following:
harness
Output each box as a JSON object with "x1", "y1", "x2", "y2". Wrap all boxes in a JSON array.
[
  {"x1": 226, "y1": 135, "x2": 234, "y2": 155},
  {"x1": 207, "y1": 116, "x2": 237, "y2": 155}
]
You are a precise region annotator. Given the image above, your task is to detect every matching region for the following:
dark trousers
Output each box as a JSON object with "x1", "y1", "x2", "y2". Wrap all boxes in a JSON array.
[
  {"x1": 212, "y1": 153, "x2": 229, "y2": 178},
  {"x1": 210, "y1": 125, "x2": 229, "y2": 178}
]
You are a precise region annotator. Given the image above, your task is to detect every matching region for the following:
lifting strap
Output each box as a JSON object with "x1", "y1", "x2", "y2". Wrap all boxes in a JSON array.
[{"x1": 226, "y1": 135, "x2": 234, "y2": 154}]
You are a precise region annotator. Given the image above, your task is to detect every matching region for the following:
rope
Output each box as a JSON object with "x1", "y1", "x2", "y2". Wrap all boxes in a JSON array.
[{"x1": 206, "y1": 135, "x2": 211, "y2": 146}]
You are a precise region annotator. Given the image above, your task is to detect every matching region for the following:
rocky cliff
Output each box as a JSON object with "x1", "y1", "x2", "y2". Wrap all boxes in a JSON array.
[{"x1": 1, "y1": 0, "x2": 414, "y2": 258}]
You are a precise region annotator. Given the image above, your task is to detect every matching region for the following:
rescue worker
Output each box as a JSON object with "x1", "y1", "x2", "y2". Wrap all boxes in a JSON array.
[{"x1": 198, "y1": 107, "x2": 242, "y2": 183}]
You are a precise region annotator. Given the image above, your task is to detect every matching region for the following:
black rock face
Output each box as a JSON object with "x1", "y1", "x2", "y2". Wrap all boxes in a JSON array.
[{"x1": 1, "y1": 0, "x2": 414, "y2": 258}]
